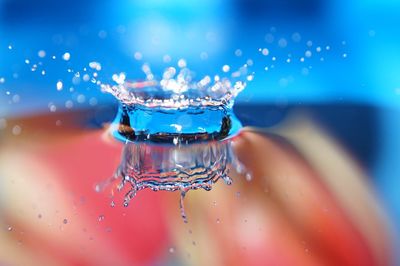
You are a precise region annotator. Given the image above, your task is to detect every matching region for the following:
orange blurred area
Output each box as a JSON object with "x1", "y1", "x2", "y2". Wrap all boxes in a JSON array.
[{"x1": 0, "y1": 112, "x2": 393, "y2": 266}]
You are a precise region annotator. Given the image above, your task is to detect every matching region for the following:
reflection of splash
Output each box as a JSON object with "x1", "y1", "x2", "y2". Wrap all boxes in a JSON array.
[{"x1": 97, "y1": 138, "x2": 245, "y2": 222}]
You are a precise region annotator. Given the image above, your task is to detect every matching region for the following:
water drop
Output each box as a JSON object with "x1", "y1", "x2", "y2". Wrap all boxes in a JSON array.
[
  {"x1": 62, "y1": 52, "x2": 71, "y2": 61},
  {"x1": 222, "y1": 65, "x2": 230, "y2": 73},
  {"x1": 234, "y1": 49, "x2": 242, "y2": 57},
  {"x1": 169, "y1": 247, "x2": 175, "y2": 253},
  {"x1": 177, "y1": 59, "x2": 187, "y2": 68},
  {"x1": 38, "y1": 50, "x2": 46, "y2": 58},
  {"x1": 134, "y1": 52, "x2": 143, "y2": 61},
  {"x1": 261, "y1": 48, "x2": 269, "y2": 56},
  {"x1": 56, "y1": 81, "x2": 63, "y2": 91},
  {"x1": 98, "y1": 215, "x2": 105, "y2": 222},
  {"x1": 245, "y1": 173, "x2": 252, "y2": 181},
  {"x1": 12, "y1": 125, "x2": 22, "y2": 135},
  {"x1": 63, "y1": 218, "x2": 68, "y2": 224}
]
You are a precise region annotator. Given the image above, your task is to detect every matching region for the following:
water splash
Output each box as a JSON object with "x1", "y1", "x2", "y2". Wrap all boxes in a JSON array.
[{"x1": 97, "y1": 61, "x2": 249, "y2": 221}]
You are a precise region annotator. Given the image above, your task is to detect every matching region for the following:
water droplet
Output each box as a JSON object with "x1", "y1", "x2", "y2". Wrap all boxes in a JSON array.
[
  {"x1": 56, "y1": 81, "x2": 63, "y2": 91},
  {"x1": 169, "y1": 247, "x2": 175, "y2": 253},
  {"x1": 98, "y1": 215, "x2": 105, "y2": 222},
  {"x1": 38, "y1": 214, "x2": 42, "y2": 219},
  {"x1": 222, "y1": 65, "x2": 230, "y2": 73},
  {"x1": 62, "y1": 52, "x2": 71, "y2": 61},
  {"x1": 278, "y1": 38, "x2": 287, "y2": 48},
  {"x1": 134, "y1": 52, "x2": 143, "y2": 61},
  {"x1": 77, "y1": 94, "x2": 86, "y2": 103},
  {"x1": 261, "y1": 48, "x2": 269, "y2": 56},
  {"x1": 89, "y1": 61, "x2": 102, "y2": 71},
  {"x1": 245, "y1": 173, "x2": 252, "y2": 181},
  {"x1": 7, "y1": 226, "x2": 12, "y2": 231},
  {"x1": 177, "y1": 59, "x2": 187, "y2": 68},
  {"x1": 12, "y1": 125, "x2": 22, "y2": 135},
  {"x1": 38, "y1": 50, "x2": 46, "y2": 58},
  {"x1": 291, "y1": 32, "x2": 301, "y2": 42},
  {"x1": 234, "y1": 49, "x2": 242, "y2": 57},
  {"x1": 63, "y1": 218, "x2": 68, "y2": 224}
]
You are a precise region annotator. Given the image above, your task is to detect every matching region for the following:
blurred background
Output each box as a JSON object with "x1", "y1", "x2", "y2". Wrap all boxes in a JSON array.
[{"x1": 0, "y1": 0, "x2": 399, "y2": 265}]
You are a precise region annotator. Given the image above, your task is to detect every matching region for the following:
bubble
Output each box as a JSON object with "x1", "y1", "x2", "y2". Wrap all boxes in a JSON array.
[
  {"x1": 306, "y1": 40, "x2": 313, "y2": 47},
  {"x1": 305, "y1": 50, "x2": 312, "y2": 58},
  {"x1": 25, "y1": 59, "x2": 30, "y2": 64},
  {"x1": 62, "y1": 52, "x2": 71, "y2": 61},
  {"x1": 98, "y1": 215, "x2": 105, "y2": 222},
  {"x1": 7, "y1": 226, "x2": 12, "y2": 231},
  {"x1": 316, "y1": 46, "x2": 322, "y2": 53},
  {"x1": 0, "y1": 77, "x2": 5, "y2": 84},
  {"x1": 63, "y1": 218, "x2": 68, "y2": 224},
  {"x1": 56, "y1": 81, "x2": 63, "y2": 91},
  {"x1": 342, "y1": 53, "x2": 348, "y2": 58},
  {"x1": 169, "y1": 247, "x2": 175, "y2": 253}
]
